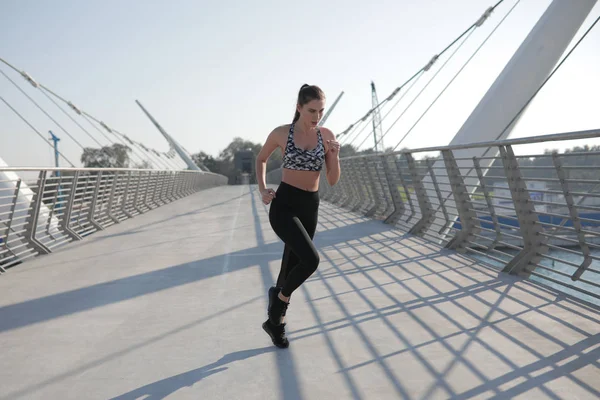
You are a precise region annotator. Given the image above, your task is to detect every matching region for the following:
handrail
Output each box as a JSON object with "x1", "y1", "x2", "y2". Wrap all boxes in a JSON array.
[
  {"x1": 0, "y1": 168, "x2": 227, "y2": 271},
  {"x1": 266, "y1": 127, "x2": 600, "y2": 306},
  {"x1": 0, "y1": 167, "x2": 217, "y2": 173},
  {"x1": 338, "y1": 127, "x2": 600, "y2": 160}
]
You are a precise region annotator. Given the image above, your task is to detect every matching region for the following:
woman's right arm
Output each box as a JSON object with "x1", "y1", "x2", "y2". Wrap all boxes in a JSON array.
[{"x1": 256, "y1": 128, "x2": 281, "y2": 203}]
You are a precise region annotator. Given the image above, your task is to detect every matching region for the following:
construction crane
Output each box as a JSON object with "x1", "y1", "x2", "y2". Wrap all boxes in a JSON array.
[
  {"x1": 48, "y1": 130, "x2": 60, "y2": 169},
  {"x1": 371, "y1": 81, "x2": 384, "y2": 152}
]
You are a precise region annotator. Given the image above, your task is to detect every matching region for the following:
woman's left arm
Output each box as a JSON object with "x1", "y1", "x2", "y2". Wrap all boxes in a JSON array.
[{"x1": 323, "y1": 128, "x2": 341, "y2": 186}]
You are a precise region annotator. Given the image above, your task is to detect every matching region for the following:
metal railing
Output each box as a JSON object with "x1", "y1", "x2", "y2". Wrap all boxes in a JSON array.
[
  {"x1": 267, "y1": 128, "x2": 600, "y2": 305},
  {"x1": 0, "y1": 168, "x2": 227, "y2": 271}
]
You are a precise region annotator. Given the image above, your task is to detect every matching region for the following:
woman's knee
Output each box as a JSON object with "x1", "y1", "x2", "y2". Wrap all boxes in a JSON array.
[{"x1": 307, "y1": 251, "x2": 320, "y2": 273}]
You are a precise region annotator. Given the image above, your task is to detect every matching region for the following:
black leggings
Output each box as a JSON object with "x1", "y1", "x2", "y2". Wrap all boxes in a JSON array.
[{"x1": 269, "y1": 182, "x2": 320, "y2": 297}]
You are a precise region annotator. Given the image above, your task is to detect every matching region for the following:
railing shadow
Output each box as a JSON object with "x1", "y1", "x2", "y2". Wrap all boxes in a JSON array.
[
  {"x1": 288, "y1": 197, "x2": 600, "y2": 399},
  {"x1": 2, "y1": 185, "x2": 599, "y2": 399}
]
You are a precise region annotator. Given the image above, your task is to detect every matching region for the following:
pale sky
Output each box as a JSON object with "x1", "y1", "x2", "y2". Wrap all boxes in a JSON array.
[{"x1": 1, "y1": 0, "x2": 599, "y2": 168}]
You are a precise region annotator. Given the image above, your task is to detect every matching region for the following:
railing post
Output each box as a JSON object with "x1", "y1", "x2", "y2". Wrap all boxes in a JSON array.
[
  {"x1": 1, "y1": 178, "x2": 23, "y2": 270},
  {"x1": 166, "y1": 172, "x2": 177, "y2": 202},
  {"x1": 163, "y1": 172, "x2": 171, "y2": 202},
  {"x1": 334, "y1": 160, "x2": 353, "y2": 207},
  {"x1": 406, "y1": 153, "x2": 435, "y2": 236},
  {"x1": 121, "y1": 172, "x2": 135, "y2": 218},
  {"x1": 499, "y1": 145, "x2": 547, "y2": 277},
  {"x1": 473, "y1": 157, "x2": 502, "y2": 251},
  {"x1": 45, "y1": 173, "x2": 63, "y2": 241},
  {"x1": 373, "y1": 155, "x2": 393, "y2": 220},
  {"x1": 106, "y1": 173, "x2": 121, "y2": 224},
  {"x1": 60, "y1": 172, "x2": 82, "y2": 241},
  {"x1": 552, "y1": 152, "x2": 591, "y2": 280},
  {"x1": 151, "y1": 172, "x2": 161, "y2": 208},
  {"x1": 142, "y1": 172, "x2": 155, "y2": 209},
  {"x1": 395, "y1": 155, "x2": 417, "y2": 227},
  {"x1": 364, "y1": 158, "x2": 381, "y2": 217},
  {"x1": 174, "y1": 173, "x2": 184, "y2": 199},
  {"x1": 350, "y1": 159, "x2": 367, "y2": 212},
  {"x1": 382, "y1": 154, "x2": 406, "y2": 225},
  {"x1": 23, "y1": 171, "x2": 52, "y2": 254},
  {"x1": 87, "y1": 172, "x2": 105, "y2": 231},
  {"x1": 426, "y1": 158, "x2": 451, "y2": 235},
  {"x1": 182, "y1": 174, "x2": 192, "y2": 196},
  {"x1": 346, "y1": 165, "x2": 362, "y2": 210},
  {"x1": 157, "y1": 171, "x2": 167, "y2": 205},
  {"x1": 442, "y1": 150, "x2": 480, "y2": 251},
  {"x1": 132, "y1": 172, "x2": 145, "y2": 214}
]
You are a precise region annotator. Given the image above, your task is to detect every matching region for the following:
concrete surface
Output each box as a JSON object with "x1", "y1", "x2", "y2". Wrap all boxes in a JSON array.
[{"x1": 0, "y1": 185, "x2": 599, "y2": 399}]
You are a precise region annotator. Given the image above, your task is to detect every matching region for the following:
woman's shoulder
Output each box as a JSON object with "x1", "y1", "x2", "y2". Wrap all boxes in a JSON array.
[
  {"x1": 318, "y1": 126, "x2": 336, "y2": 140},
  {"x1": 268, "y1": 124, "x2": 292, "y2": 139}
]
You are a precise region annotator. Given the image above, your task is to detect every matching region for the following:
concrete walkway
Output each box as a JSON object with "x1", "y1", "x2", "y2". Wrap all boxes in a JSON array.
[{"x1": 0, "y1": 185, "x2": 599, "y2": 399}]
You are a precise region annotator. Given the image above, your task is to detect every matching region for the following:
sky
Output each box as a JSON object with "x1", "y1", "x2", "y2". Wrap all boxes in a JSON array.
[{"x1": 1, "y1": 0, "x2": 600, "y2": 168}]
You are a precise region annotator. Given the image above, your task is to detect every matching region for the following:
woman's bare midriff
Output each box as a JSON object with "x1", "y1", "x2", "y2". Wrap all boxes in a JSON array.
[{"x1": 281, "y1": 168, "x2": 321, "y2": 192}]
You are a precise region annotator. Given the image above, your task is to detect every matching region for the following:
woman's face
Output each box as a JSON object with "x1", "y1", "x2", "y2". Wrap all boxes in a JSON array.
[{"x1": 297, "y1": 99, "x2": 325, "y2": 127}]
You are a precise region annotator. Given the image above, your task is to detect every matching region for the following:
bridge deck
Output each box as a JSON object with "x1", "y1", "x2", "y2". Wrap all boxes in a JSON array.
[{"x1": 0, "y1": 185, "x2": 599, "y2": 399}]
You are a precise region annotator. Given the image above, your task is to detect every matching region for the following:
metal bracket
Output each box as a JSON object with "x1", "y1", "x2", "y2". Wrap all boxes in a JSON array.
[
  {"x1": 552, "y1": 152, "x2": 591, "y2": 280},
  {"x1": 442, "y1": 150, "x2": 480, "y2": 251},
  {"x1": 1, "y1": 178, "x2": 23, "y2": 268},
  {"x1": 87, "y1": 172, "x2": 105, "y2": 231},
  {"x1": 106, "y1": 174, "x2": 121, "y2": 224},
  {"x1": 166, "y1": 172, "x2": 177, "y2": 202},
  {"x1": 426, "y1": 158, "x2": 450, "y2": 235},
  {"x1": 395, "y1": 155, "x2": 416, "y2": 227},
  {"x1": 406, "y1": 153, "x2": 435, "y2": 236},
  {"x1": 59, "y1": 172, "x2": 82, "y2": 241},
  {"x1": 473, "y1": 157, "x2": 501, "y2": 251},
  {"x1": 23, "y1": 171, "x2": 52, "y2": 254},
  {"x1": 121, "y1": 172, "x2": 135, "y2": 218},
  {"x1": 351, "y1": 161, "x2": 370, "y2": 213},
  {"x1": 364, "y1": 158, "x2": 381, "y2": 217},
  {"x1": 132, "y1": 173, "x2": 145, "y2": 214},
  {"x1": 382, "y1": 154, "x2": 406, "y2": 225},
  {"x1": 499, "y1": 145, "x2": 547, "y2": 277}
]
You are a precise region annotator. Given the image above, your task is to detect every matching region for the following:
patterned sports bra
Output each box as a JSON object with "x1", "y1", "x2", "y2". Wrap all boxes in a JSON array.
[{"x1": 282, "y1": 123, "x2": 325, "y2": 172}]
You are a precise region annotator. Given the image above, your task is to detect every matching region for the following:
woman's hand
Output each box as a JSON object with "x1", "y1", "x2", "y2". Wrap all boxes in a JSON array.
[
  {"x1": 260, "y1": 188, "x2": 276, "y2": 205},
  {"x1": 327, "y1": 139, "x2": 341, "y2": 157}
]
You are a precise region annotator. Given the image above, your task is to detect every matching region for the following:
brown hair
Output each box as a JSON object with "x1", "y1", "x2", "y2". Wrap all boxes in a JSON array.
[{"x1": 293, "y1": 84, "x2": 325, "y2": 123}]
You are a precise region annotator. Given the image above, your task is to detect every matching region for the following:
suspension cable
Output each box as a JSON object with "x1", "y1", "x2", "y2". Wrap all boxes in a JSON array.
[
  {"x1": 430, "y1": 12, "x2": 600, "y2": 223},
  {"x1": 0, "y1": 56, "x2": 175, "y2": 170},
  {"x1": 390, "y1": 0, "x2": 522, "y2": 152},
  {"x1": 38, "y1": 89, "x2": 103, "y2": 147},
  {"x1": 81, "y1": 111, "x2": 163, "y2": 169},
  {"x1": 0, "y1": 67, "x2": 88, "y2": 151},
  {"x1": 0, "y1": 95, "x2": 75, "y2": 167},
  {"x1": 341, "y1": 71, "x2": 427, "y2": 147},
  {"x1": 337, "y1": 0, "x2": 505, "y2": 145},
  {"x1": 371, "y1": 30, "x2": 475, "y2": 151},
  {"x1": 353, "y1": 70, "x2": 427, "y2": 150},
  {"x1": 493, "y1": 12, "x2": 600, "y2": 144}
]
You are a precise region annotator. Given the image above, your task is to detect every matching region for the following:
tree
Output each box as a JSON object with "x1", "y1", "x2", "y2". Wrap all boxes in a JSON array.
[
  {"x1": 134, "y1": 160, "x2": 154, "y2": 170},
  {"x1": 218, "y1": 137, "x2": 262, "y2": 163},
  {"x1": 339, "y1": 144, "x2": 357, "y2": 158},
  {"x1": 192, "y1": 151, "x2": 218, "y2": 173},
  {"x1": 81, "y1": 143, "x2": 132, "y2": 168}
]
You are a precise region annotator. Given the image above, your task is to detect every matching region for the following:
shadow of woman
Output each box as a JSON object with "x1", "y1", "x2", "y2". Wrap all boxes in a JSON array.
[{"x1": 109, "y1": 346, "x2": 275, "y2": 400}]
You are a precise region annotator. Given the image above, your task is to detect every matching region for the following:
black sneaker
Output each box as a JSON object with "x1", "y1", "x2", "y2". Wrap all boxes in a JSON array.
[
  {"x1": 262, "y1": 319, "x2": 289, "y2": 348},
  {"x1": 268, "y1": 296, "x2": 289, "y2": 326}
]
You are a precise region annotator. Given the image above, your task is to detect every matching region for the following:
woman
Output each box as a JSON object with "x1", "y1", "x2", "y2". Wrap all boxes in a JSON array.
[{"x1": 255, "y1": 84, "x2": 341, "y2": 348}]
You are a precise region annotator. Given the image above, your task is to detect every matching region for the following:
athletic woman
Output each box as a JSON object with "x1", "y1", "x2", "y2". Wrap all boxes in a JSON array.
[{"x1": 255, "y1": 84, "x2": 341, "y2": 348}]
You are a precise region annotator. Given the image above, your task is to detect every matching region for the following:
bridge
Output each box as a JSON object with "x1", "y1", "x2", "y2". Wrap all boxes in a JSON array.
[
  {"x1": 2, "y1": 1, "x2": 600, "y2": 398},
  {"x1": 1, "y1": 128, "x2": 599, "y2": 399}
]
